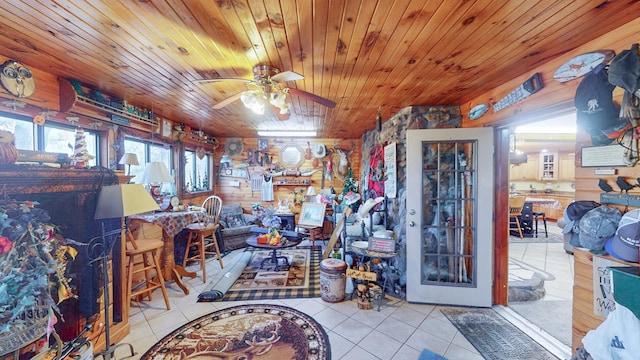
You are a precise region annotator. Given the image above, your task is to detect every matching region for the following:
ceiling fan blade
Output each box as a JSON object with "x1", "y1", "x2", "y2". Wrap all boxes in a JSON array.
[
  {"x1": 194, "y1": 78, "x2": 253, "y2": 84},
  {"x1": 272, "y1": 71, "x2": 304, "y2": 82},
  {"x1": 288, "y1": 88, "x2": 336, "y2": 108},
  {"x1": 212, "y1": 92, "x2": 245, "y2": 109}
]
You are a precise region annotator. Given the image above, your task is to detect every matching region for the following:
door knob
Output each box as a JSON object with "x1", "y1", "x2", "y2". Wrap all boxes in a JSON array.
[
  {"x1": 409, "y1": 221, "x2": 415, "y2": 227},
  {"x1": 409, "y1": 209, "x2": 416, "y2": 215}
]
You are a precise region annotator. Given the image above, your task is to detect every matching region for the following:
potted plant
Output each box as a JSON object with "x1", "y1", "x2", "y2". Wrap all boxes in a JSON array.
[
  {"x1": 0, "y1": 198, "x2": 75, "y2": 354},
  {"x1": 251, "y1": 202, "x2": 265, "y2": 218}
]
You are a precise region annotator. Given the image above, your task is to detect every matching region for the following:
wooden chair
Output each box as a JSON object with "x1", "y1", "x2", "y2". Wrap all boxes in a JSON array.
[
  {"x1": 182, "y1": 195, "x2": 224, "y2": 283},
  {"x1": 125, "y1": 228, "x2": 170, "y2": 310},
  {"x1": 508, "y1": 196, "x2": 526, "y2": 239}
]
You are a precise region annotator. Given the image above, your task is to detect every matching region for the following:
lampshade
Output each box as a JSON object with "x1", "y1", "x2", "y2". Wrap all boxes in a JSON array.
[
  {"x1": 306, "y1": 186, "x2": 317, "y2": 196},
  {"x1": 140, "y1": 162, "x2": 174, "y2": 184},
  {"x1": 118, "y1": 153, "x2": 139, "y2": 166},
  {"x1": 95, "y1": 184, "x2": 160, "y2": 219}
]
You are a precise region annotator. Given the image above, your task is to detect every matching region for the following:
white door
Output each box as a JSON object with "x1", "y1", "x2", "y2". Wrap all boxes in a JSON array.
[{"x1": 406, "y1": 128, "x2": 494, "y2": 307}]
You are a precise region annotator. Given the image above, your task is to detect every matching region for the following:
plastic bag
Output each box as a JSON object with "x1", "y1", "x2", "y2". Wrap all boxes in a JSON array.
[{"x1": 582, "y1": 302, "x2": 640, "y2": 360}]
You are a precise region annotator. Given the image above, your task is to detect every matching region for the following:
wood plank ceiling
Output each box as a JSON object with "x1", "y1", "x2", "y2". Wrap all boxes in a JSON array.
[{"x1": 0, "y1": 1, "x2": 638, "y2": 139}]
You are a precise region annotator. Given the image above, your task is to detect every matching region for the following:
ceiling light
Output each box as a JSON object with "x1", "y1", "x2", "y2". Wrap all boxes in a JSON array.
[
  {"x1": 240, "y1": 91, "x2": 265, "y2": 114},
  {"x1": 257, "y1": 130, "x2": 317, "y2": 137}
]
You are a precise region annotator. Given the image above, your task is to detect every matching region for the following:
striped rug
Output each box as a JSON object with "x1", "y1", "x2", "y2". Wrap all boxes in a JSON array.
[{"x1": 220, "y1": 247, "x2": 321, "y2": 301}]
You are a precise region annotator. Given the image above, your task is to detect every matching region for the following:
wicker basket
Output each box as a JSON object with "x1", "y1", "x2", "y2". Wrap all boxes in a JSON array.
[{"x1": 0, "y1": 304, "x2": 49, "y2": 356}]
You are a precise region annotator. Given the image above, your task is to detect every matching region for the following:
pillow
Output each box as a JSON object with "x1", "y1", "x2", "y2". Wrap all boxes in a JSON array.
[{"x1": 225, "y1": 214, "x2": 247, "y2": 228}]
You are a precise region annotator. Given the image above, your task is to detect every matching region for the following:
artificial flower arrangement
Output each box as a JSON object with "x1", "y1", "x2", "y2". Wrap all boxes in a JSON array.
[
  {"x1": 0, "y1": 198, "x2": 76, "y2": 339},
  {"x1": 256, "y1": 206, "x2": 287, "y2": 246}
]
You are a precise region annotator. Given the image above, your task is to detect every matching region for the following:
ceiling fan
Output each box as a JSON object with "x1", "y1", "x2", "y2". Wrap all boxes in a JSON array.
[{"x1": 194, "y1": 65, "x2": 336, "y2": 119}]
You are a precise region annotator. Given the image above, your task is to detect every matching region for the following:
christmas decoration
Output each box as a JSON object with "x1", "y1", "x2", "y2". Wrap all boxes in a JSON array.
[
  {"x1": 341, "y1": 168, "x2": 360, "y2": 212},
  {"x1": 69, "y1": 127, "x2": 94, "y2": 169}
]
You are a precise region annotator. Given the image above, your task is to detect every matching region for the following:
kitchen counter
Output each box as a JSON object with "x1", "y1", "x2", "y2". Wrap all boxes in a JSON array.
[{"x1": 510, "y1": 191, "x2": 575, "y2": 198}]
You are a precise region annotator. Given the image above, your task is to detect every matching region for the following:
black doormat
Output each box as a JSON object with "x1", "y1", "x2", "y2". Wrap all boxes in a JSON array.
[{"x1": 441, "y1": 308, "x2": 559, "y2": 360}]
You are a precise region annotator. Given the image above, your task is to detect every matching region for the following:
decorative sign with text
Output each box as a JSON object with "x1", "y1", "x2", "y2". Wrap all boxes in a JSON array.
[
  {"x1": 384, "y1": 142, "x2": 397, "y2": 198},
  {"x1": 581, "y1": 144, "x2": 627, "y2": 167},
  {"x1": 368, "y1": 237, "x2": 395, "y2": 253},
  {"x1": 592, "y1": 256, "x2": 617, "y2": 318},
  {"x1": 346, "y1": 268, "x2": 377, "y2": 282}
]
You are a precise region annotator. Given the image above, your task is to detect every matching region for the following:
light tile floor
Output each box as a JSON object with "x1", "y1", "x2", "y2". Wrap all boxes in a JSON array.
[{"x1": 116, "y1": 233, "x2": 574, "y2": 360}]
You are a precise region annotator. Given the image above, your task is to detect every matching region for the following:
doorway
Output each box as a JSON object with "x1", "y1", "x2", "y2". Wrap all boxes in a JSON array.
[{"x1": 506, "y1": 112, "x2": 576, "y2": 346}]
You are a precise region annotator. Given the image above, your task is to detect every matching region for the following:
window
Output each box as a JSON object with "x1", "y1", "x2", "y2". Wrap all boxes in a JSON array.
[
  {"x1": 123, "y1": 139, "x2": 172, "y2": 192},
  {"x1": 184, "y1": 149, "x2": 211, "y2": 193},
  {"x1": 0, "y1": 112, "x2": 98, "y2": 166}
]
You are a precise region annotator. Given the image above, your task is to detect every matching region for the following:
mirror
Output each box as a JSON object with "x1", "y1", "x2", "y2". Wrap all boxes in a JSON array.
[{"x1": 280, "y1": 144, "x2": 304, "y2": 168}]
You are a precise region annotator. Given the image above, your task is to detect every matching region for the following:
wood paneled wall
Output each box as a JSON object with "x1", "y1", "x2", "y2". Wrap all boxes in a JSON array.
[{"x1": 200, "y1": 137, "x2": 362, "y2": 215}]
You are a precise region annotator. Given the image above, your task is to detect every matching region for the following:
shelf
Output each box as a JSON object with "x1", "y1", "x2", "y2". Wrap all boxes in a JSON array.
[
  {"x1": 274, "y1": 179, "x2": 310, "y2": 186},
  {"x1": 59, "y1": 78, "x2": 156, "y2": 131},
  {"x1": 76, "y1": 95, "x2": 156, "y2": 126}
]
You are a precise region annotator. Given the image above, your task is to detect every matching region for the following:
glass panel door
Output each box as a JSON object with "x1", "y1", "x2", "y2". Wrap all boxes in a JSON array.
[{"x1": 406, "y1": 128, "x2": 493, "y2": 307}]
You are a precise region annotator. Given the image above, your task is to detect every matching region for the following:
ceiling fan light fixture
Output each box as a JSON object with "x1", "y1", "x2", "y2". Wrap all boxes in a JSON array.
[
  {"x1": 270, "y1": 89, "x2": 290, "y2": 114},
  {"x1": 240, "y1": 91, "x2": 265, "y2": 114}
]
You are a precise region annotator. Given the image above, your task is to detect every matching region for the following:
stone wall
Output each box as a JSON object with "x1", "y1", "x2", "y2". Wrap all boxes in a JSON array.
[{"x1": 360, "y1": 105, "x2": 461, "y2": 293}]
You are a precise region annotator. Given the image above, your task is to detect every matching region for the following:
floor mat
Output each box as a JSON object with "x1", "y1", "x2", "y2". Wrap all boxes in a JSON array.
[
  {"x1": 220, "y1": 248, "x2": 321, "y2": 301},
  {"x1": 140, "y1": 304, "x2": 330, "y2": 359},
  {"x1": 441, "y1": 308, "x2": 559, "y2": 360}
]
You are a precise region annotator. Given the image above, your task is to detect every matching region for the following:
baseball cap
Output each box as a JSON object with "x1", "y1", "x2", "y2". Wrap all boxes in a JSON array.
[
  {"x1": 577, "y1": 206, "x2": 621, "y2": 252},
  {"x1": 574, "y1": 64, "x2": 621, "y2": 145},
  {"x1": 605, "y1": 209, "x2": 640, "y2": 262},
  {"x1": 563, "y1": 201, "x2": 600, "y2": 234},
  {"x1": 608, "y1": 43, "x2": 640, "y2": 95}
]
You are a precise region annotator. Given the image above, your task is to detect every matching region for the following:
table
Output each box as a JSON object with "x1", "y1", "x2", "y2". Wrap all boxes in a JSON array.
[
  {"x1": 130, "y1": 209, "x2": 207, "y2": 294},
  {"x1": 245, "y1": 236, "x2": 301, "y2": 271}
]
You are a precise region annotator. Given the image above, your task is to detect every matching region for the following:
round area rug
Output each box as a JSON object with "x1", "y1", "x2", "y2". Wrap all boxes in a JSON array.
[{"x1": 141, "y1": 304, "x2": 330, "y2": 360}]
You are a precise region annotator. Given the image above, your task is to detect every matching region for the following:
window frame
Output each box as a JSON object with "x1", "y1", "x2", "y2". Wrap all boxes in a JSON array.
[
  {"x1": 0, "y1": 111, "x2": 99, "y2": 166},
  {"x1": 182, "y1": 146, "x2": 213, "y2": 195},
  {"x1": 123, "y1": 137, "x2": 173, "y2": 191}
]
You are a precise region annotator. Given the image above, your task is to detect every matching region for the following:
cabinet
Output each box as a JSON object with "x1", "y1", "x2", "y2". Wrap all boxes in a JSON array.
[
  {"x1": 510, "y1": 155, "x2": 539, "y2": 180},
  {"x1": 539, "y1": 152, "x2": 558, "y2": 180},
  {"x1": 559, "y1": 152, "x2": 576, "y2": 180}
]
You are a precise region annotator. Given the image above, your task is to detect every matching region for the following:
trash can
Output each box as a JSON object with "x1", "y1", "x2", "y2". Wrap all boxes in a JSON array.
[{"x1": 320, "y1": 258, "x2": 347, "y2": 302}]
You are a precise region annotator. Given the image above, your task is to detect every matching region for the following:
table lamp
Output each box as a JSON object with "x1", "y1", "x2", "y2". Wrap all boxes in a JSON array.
[
  {"x1": 93, "y1": 184, "x2": 160, "y2": 359},
  {"x1": 141, "y1": 162, "x2": 174, "y2": 201},
  {"x1": 306, "y1": 185, "x2": 317, "y2": 203},
  {"x1": 118, "y1": 153, "x2": 139, "y2": 176}
]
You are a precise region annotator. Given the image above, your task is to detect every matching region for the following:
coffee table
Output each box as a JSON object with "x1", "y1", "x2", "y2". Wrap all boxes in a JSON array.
[{"x1": 245, "y1": 236, "x2": 301, "y2": 271}]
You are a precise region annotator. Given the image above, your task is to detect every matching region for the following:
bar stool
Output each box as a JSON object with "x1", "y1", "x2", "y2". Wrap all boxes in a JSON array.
[
  {"x1": 532, "y1": 211, "x2": 548, "y2": 237},
  {"x1": 183, "y1": 195, "x2": 224, "y2": 283},
  {"x1": 125, "y1": 229, "x2": 170, "y2": 310}
]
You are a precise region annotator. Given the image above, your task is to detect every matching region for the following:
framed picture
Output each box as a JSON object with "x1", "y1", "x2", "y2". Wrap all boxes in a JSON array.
[
  {"x1": 298, "y1": 203, "x2": 326, "y2": 228},
  {"x1": 161, "y1": 118, "x2": 173, "y2": 138},
  {"x1": 258, "y1": 138, "x2": 268, "y2": 152}
]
